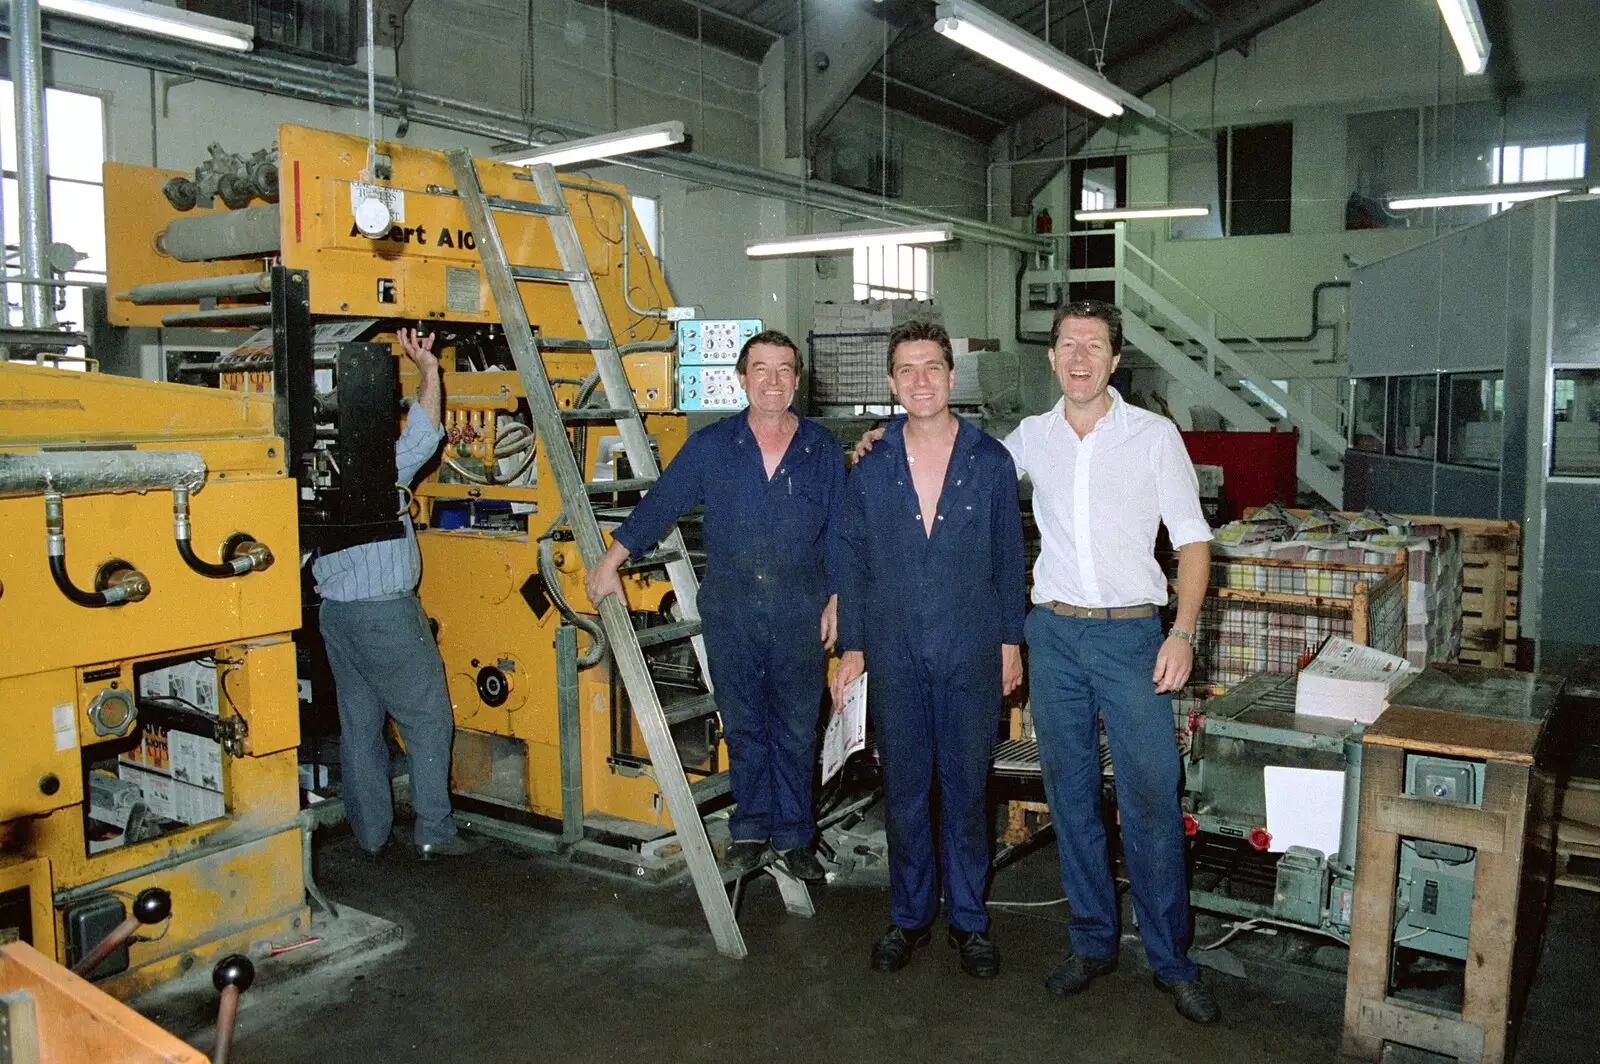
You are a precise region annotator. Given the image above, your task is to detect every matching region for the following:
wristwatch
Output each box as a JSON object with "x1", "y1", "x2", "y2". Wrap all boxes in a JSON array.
[{"x1": 1170, "y1": 627, "x2": 1195, "y2": 643}]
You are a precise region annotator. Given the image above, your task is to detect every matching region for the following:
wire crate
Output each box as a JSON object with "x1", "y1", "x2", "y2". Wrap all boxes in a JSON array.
[
  {"x1": 1185, "y1": 550, "x2": 1409, "y2": 689},
  {"x1": 808, "y1": 331, "x2": 892, "y2": 406}
]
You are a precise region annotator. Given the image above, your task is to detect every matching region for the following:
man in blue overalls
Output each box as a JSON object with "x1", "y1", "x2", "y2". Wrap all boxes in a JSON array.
[
  {"x1": 585, "y1": 330, "x2": 844, "y2": 881},
  {"x1": 831, "y1": 320, "x2": 1026, "y2": 978}
]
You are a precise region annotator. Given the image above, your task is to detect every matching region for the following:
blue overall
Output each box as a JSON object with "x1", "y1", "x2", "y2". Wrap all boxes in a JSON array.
[
  {"x1": 612, "y1": 412, "x2": 844, "y2": 850},
  {"x1": 836, "y1": 418, "x2": 1026, "y2": 932}
]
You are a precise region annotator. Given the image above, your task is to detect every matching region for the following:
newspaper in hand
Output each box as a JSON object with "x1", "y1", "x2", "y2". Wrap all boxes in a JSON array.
[
  {"x1": 821, "y1": 672, "x2": 868, "y2": 785},
  {"x1": 1295, "y1": 636, "x2": 1417, "y2": 724}
]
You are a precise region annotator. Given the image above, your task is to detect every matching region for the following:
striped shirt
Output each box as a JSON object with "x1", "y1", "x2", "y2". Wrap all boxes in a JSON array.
[{"x1": 312, "y1": 408, "x2": 444, "y2": 602}]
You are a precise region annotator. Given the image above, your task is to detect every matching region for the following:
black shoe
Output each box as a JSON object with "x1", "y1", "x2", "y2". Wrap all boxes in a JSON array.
[
  {"x1": 1153, "y1": 975, "x2": 1221, "y2": 1025},
  {"x1": 359, "y1": 843, "x2": 388, "y2": 862},
  {"x1": 1044, "y1": 952, "x2": 1117, "y2": 996},
  {"x1": 414, "y1": 833, "x2": 488, "y2": 860},
  {"x1": 725, "y1": 839, "x2": 768, "y2": 873},
  {"x1": 870, "y1": 925, "x2": 932, "y2": 972},
  {"x1": 776, "y1": 846, "x2": 827, "y2": 883},
  {"x1": 947, "y1": 929, "x2": 1000, "y2": 979}
]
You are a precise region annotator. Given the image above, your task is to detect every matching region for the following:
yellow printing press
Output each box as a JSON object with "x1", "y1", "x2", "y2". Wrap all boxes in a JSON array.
[{"x1": 2, "y1": 122, "x2": 727, "y2": 993}]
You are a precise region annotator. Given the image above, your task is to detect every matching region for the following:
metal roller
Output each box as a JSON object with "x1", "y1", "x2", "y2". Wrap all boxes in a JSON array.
[
  {"x1": 123, "y1": 272, "x2": 272, "y2": 304},
  {"x1": 161, "y1": 306, "x2": 274, "y2": 328},
  {"x1": 157, "y1": 205, "x2": 281, "y2": 262}
]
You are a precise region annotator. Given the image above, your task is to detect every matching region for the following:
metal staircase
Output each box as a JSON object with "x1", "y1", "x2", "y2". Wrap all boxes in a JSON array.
[
  {"x1": 1045, "y1": 223, "x2": 1347, "y2": 507},
  {"x1": 442, "y1": 150, "x2": 747, "y2": 958}
]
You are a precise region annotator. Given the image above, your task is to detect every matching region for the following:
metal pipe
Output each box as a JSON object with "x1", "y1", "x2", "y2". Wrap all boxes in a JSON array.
[
  {"x1": 0, "y1": 17, "x2": 1049, "y2": 256},
  {"x1": 157, "y1": 205, "x2": 281, "y2": 262},
  {"x1": 123, "y1": 271, "x2": 272, "y2": 304},
  {"x1": 9, "y1": 0, "x2": 53, "y2": 330},
  {"x1": 172, "y1": 486, "x2": 273, "y2": 577},
  {"x1": 160, "y1": 306, "x2": 275, "y2": 328},
  {"x1": 0, "y1": 449, "x2": 206, "y2": 498},
  {"x1": 556, "y1": 624, "x2": 584, "y2": 847}
]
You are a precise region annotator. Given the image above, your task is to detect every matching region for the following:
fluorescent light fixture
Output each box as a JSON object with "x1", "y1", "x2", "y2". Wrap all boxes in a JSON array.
[
  {"x1": 40, "y1": 0, "x2": 254, "y2": 51},
  {"x1": 1075, "y1": 205, "x2": 1209, "y2": 221},
  {"x1": 745, "y1": 225, "x2": 954, "y2": 258},
  {"x1": 504, "y1": 121, "x2": 685, "y2": 168},
  {"x1": 933, "y1": 1, "x2": 1154, "y2": 120},
  {"x1": 1388, "y1": 185, "x2": 1572, "y2": 210},
  {"x1": 1435, "y1": 0, "x2": 1490, "y2": 76}
]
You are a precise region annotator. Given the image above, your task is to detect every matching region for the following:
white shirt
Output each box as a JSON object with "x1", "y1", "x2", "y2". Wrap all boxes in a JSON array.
[{"x1": 1002, "y1": 388, "x2": 1212, "y2": 608}]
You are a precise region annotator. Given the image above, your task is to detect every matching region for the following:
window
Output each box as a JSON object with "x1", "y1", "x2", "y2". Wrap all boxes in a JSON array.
[
  {"x1": 1345, "y1": 93, "x2": 1588, "y2": 230},
  {"x1": 1387, "y1": 375, "x2": 1438, "y2": 460},
  {"x1": 1351, "y1": 378, "x2": 1386, "y2": 453},
  {"x1": 0, "y1": 81, "x2": 106, "y2": 339},
  {"x1": 629, "y1": 195, "x2": 660, "y2": 258},
  {"x1": 1443, "y1": 372, "x2": 1504, "y2": 468},
  {"x1": 1552, "y1": 369, "x2": 1600, "y2": 476},
  {"x1": 853, "y1": 244, "x2": 929, "y2": 300},
  {"x1": 1169, "y1": 122, "x2": 1293, "y2": 239}
]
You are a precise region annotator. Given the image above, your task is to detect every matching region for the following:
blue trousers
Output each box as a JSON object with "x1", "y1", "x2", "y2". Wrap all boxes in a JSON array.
[
  {"x1": 1025, "y1": 608, "x2": 1197, "y2": 983},
  {"x1": 872, "y1": 642, "x2": 1002, "y2": 934},
  {"x1": 703, "y1": 608, "x2": 824, "y2": 851},
  {"x1": 320, "y1": 593, "x2": 459, "y2": 851}
]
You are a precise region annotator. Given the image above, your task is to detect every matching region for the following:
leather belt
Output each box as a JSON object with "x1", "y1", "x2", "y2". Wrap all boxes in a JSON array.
[{"x1": 1040, "y1": 601, "x2": 1157, "y2": 620}]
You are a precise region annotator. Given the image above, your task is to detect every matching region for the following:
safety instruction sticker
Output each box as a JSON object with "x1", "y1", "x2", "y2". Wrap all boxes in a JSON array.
[
  {"x1": 445, "y1": 266, "x2": 481, "y2": 314},
  {"x1": 52, "y1": 702, "x2": 77, "y2": 751},
  {"x1": 350, "y1": 181, "x2": 405, "y2": 223}
]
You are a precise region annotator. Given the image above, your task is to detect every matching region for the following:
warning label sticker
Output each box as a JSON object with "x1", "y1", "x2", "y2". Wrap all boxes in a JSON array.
[{"x1": 445, "y1": 267, "x2": 481, "y2": 313}]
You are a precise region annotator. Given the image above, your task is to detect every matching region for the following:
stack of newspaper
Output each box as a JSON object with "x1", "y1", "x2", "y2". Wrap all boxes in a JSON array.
[{"x1": 1295, "y1": 637, "x2": 1418, "y2": 724}]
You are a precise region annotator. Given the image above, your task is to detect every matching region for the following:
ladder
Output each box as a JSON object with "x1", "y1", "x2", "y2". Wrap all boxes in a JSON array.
[{"x1": 442, "y1": 150, "x2": 744, "y2": 958}]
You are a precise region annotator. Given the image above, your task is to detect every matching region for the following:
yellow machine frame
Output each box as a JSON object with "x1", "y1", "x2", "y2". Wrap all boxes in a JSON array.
[
  {"x1": 0, "y1": 365, "x2": 308, "y2": 998},
  {"x1": 100, "y1": 125, "x2": 722, "y2": 850}
]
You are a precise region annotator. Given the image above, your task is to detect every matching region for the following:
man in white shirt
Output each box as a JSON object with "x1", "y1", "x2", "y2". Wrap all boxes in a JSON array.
[{"x1": 1014, "y1": 300, "x2": 1217, "y2": 1024}]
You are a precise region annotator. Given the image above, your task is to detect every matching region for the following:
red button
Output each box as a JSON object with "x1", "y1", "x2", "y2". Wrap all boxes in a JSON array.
[
  {"x1": 1182, "y1": 813, "x2": 1199, "y2": 837},
  {"x1": 1248, "y1": 827, "x2": 1272, "y2": 851}
]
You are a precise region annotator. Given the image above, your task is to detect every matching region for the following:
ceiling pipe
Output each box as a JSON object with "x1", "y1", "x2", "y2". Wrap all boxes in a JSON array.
[
  {"x1": 0, "y1": 16, "x2": 1048, "y2": 256},
  {"x1": 9, "y1": 0, "x2": 55, "y2": 331}
]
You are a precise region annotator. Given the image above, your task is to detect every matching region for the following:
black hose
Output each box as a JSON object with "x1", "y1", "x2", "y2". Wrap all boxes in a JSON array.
[
  {"x1": 49, "y1": 553, "x2": 111, "y2": 607},
  {"x1": 178, "y1": 536, "x2": 239, "y2": 578}
]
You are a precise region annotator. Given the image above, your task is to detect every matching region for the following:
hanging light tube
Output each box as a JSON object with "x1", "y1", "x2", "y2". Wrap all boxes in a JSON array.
[
  {"x1": 1075, "y1": 205, "x2": 1209, "y2": 221},
  {"x1": 932, "y1": 1, "x2": 1155, "y2": 120},
  {"x1": 745, "y1": 225, "x2": 954, "y2": 258},
  {"x1": 1435, "y1": 0, "x2": 1490, "y2": 76},
  {"x1": 504, "y1": 121, "x2": 686, "y2": 168},
  {"x1": 39, "y1": 0, "x2": 255, "y2": 51},
  {"x1": 1387, "y1": 184, "x2": 1572, "y2": 210}
]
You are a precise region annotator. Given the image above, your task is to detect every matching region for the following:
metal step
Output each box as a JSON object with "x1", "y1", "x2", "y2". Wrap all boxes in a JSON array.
[
  {"x1": 690, "y1": 771, "x2": 732, "y2": 804},
  {"x1": 422, "y1": 185, "x2": 567, "y2": 217},
  {"x1": 635, "y1": 620, "x2": 702, "y2": 649},
  {"x1": 539, "y1": 337, "x2": 616, "y2": 352},
  {"x1": 510, "y1": 265, "x2": 589, "y2": 284},
  {"x1": 584, "y1": 477, "x2": 655, "y2": 495},
  {"x1": 560, "y1": 407, "x2": 639, "y2": 422},
  {"x1": 620, "y1": 548, "x2": 686, "y2": 571},
  {"x1": 663, "y1": 692, "x2": 719, "y2": 727}
]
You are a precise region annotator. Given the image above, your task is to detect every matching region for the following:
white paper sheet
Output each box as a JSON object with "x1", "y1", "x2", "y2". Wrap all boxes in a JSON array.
[
  {"x1": 1261, "y1": 765, "x2": 1346, "y2": 856},
  {"x1": 821, "y1": 672, "x2": 868, "y2": 785}
]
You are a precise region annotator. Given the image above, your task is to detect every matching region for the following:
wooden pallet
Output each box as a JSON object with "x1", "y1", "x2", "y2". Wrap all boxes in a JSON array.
[{"x1": 1542, "y1": 775, "x2": 1600, "y2": 892}]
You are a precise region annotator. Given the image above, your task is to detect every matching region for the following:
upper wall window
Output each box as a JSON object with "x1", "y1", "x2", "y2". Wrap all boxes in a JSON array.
[
  {"x1": 1346, "y1": 92, "x2": 1588, "y2": 230},
  {"x1": 853, "y1": 244, "x2": 929, "y2": 301},
  {"x1": 1169, "y1": 122, "x2": 1293, "y2": 240},
  {"x1": 0, "y1": 81, "x2": 106, "y2": 336},
  {"x1": 630, "y1": 195, "x2": 660, "y2": 259}
]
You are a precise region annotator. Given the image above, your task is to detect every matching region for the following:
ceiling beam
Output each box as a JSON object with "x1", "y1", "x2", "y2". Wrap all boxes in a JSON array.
[
  {"x1": 1005, "y1": 0, "x2": 1329, "y2": 213},
  {"x1": 1166, "y1": 0, "x2": 1215, "y2": 22},
  {"x1": 786, "y1": 0, "x2": 910, "y2": 159}
]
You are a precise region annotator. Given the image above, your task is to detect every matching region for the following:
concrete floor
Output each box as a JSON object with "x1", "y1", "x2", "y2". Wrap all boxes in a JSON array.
[{"x1": 203, "y1": 824, "x2": 1600, "y2": 1064}]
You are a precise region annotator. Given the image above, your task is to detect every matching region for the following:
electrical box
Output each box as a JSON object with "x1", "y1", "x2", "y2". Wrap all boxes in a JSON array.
[
  {"x1": 622, "y1": 352, "x2": 674, "y2": 411},
  {"x1": 64, "y1": 895, "x2": 128, "y2": 980},
  {"x1": 676, "y1": 319, "x2": 759, "y2": 411},
  {"x1": 1273, "y1": 845, "x2": 1329, "y2": 926}
]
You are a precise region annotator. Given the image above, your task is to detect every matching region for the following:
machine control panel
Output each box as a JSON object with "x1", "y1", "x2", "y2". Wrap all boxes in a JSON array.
[{"x1": 677, "y1": 319, "x2": 760, "y2": 411}]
